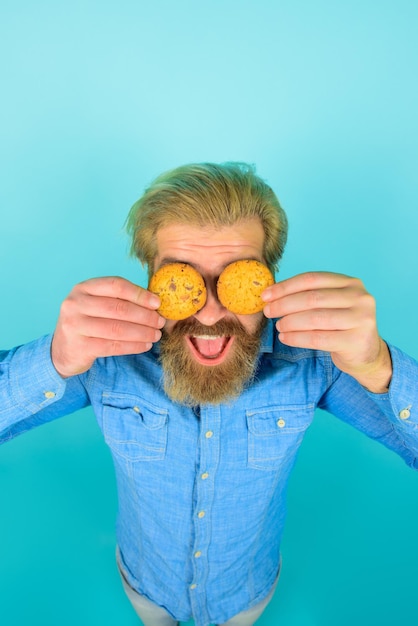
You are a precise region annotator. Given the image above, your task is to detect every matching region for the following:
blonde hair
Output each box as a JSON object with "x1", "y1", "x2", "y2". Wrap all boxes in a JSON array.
[{"x1": 126, "y1": 162, "x2": 288, "y2": 274}]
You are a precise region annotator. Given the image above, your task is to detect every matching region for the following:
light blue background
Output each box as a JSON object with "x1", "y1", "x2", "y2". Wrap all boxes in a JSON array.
[{"x1": 1, "y1": 1, "x2": 417, "y2": 624}]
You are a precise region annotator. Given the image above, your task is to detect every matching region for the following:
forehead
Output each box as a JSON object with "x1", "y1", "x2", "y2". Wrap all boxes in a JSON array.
[{"x1": 154, "y1": 219, "x2": 265, "y2": 271}]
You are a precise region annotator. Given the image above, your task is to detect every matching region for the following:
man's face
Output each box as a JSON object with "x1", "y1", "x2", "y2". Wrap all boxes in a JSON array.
[{"x1": 153, "y1": 218, "x2": 268, "y2": 405}]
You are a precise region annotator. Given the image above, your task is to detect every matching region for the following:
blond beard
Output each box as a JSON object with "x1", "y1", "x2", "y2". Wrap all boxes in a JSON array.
[{"x1": 158, "y1": 317, "x2": 266, "y2": 406}]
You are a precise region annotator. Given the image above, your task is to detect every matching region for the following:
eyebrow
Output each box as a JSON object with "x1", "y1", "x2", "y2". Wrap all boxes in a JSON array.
[
  {"x1": 157, "y1": 256, "x2": 264, "y2": 275},
  {"x1": 158, "y1": 257, "x2": 200, "y2": 270}
]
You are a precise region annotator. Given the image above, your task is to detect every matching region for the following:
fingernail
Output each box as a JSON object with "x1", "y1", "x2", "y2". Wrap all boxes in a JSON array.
[
  {"x1": 261, "y1": 287, "x2": 273, "y2": 301},
  {"x1": 149, "y1": 294, "x2": 161, "y2": 308},
  {"x1": 263, "y1": 303, "x2": 272, "y2": 317},
  {"x1": 157, "y1": 315, "x2": 166, "y2": 328}
]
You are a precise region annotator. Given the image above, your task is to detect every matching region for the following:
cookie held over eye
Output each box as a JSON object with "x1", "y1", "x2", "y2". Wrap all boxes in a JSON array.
[
  {"x1": 217, "y1": 260, "x2": 274, "y2": 315},
  {"x1": 149, "y1": 263, "x2": 207, "y2": 320}
]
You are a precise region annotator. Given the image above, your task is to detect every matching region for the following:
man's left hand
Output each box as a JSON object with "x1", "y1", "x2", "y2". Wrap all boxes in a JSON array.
[{"x1": 262, "y1": 272, "x2": 392, "y2": 393}]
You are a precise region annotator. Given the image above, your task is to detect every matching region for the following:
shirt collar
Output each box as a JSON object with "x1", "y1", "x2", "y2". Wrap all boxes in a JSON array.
[{"x1": 259, "y1": 318, "x2": 275, "y2": 354}]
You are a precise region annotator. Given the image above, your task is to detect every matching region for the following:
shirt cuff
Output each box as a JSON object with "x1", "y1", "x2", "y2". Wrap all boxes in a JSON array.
[
  {"x1": 365, "y1": 342, "x2": 417, "y2": 428},
  {"x1": 9, "y1": 334, "x2": 67, "y2": 414}
]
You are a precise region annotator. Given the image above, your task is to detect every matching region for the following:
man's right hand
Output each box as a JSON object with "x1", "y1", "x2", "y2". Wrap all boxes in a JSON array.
[{"x1": 51, "y1": 276, "x2": 165, "y2": 378}]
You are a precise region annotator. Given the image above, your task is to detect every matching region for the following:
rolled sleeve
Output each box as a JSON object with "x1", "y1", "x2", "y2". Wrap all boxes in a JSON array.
[
  {"x1": 365, "y1": 344, "x2": 417, "y2": 423},
  {"x1": 364, "y1": 343, "x2": 418, "y2": 466},
  {"x1": 0, "y1": 335, "x2": 89, "y2": 443},
  {"x1": 8, "y1": 334, "x2": 67, "y2": 413}
]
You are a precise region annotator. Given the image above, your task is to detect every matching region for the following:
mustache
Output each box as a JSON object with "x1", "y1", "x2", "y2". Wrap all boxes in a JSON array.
[
  {"x1": 159, "y1": 316, "x2": 267, "y2": 405},
  {"x1": 163, "y1": 318, "x2": 251, "y2": 338}
]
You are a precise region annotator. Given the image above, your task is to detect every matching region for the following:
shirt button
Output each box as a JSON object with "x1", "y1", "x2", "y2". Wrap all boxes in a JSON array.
[
  {"x1": 399, "y1": 408, "x2": 411, "y2": 420},
  {"x1": 194, "y1": 551, "x2": 202, "y2": 558},
  {"x1": 205, "y1": 430, "x2": 213, "y2": 439},
  {"x1": 198, "y1": 511, "x2": 205, "y2": 519},
  {"x1": 277, "y1": 419, "x2": 286, "y2": 428},
  {"x1": 190, "y1": 584, "x2": 197, "y2": 590},
  {"x1": 201, "y1": 472, "x2": 209, "y2": 480},
  {"x1": 44, "y1": 391, "x2": 56, "y2": 399},
  {"x1": 133, "y1": 406, "x2": 140, "y2": 413}
]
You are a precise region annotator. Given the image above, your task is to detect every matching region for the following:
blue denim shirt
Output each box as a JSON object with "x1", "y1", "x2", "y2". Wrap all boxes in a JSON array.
[{"x1": 1, "y1": 320, "x2": 417, "y2": 626}]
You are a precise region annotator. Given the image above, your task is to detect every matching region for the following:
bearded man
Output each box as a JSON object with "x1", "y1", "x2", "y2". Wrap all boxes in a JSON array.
[{"x1": 1, "y1": 162, "x2": 417, "y2": 626}]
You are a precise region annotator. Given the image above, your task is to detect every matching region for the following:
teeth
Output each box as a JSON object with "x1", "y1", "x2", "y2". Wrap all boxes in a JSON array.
[{"x1": 192, "y1": 335, "x2": 222, "y2": 340}]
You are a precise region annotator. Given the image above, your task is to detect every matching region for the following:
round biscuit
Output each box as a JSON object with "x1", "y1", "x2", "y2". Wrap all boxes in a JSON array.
[
  {"x1": 149, "y1": 263, "x2": 207, "y2": 320},
  {"x1": 217, "y1": 260, "x2": 274, "y2": 315}
]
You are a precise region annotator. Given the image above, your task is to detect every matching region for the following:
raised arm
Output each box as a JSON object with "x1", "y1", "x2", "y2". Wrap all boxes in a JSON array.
[{"x1": 1, "y1": 276, "x2": 165, "y2": 443}]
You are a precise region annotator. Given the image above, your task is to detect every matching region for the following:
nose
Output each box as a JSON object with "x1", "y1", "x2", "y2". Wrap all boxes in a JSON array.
[{"x1": 193, "y1": 279, "x2": 228, "y2": 326}]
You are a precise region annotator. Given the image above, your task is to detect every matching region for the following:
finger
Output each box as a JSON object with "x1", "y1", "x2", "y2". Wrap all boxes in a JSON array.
[
  {"x1": 71, "y1": 292, "x2": 165, "y2": 329},
  {"x1": 277, "y1": 328, "x2": 363, "y2": 353},
  {"x1": 276, "y1": 308, "x2": 363, "y2": 333},
  {"x1": 262, "y1": 272, "x2": 361, "y2": 302},
  {"x1": 77, "y1": 276, "x2": 161, "y2": 309},
  {"x1": 79, "y1": 336, "x2": 158, "y2": 360},
  {"x1": 75, "y1": 315, "x2": 163, "y2": 344},
  {"x1": 263, "y1": 286, "x2": 366, "y2": 319}
]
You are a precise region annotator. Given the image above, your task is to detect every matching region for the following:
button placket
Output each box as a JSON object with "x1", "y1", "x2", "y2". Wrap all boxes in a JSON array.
[{"x1": 189, "y1": 406, "x2": 220, "y2": 622}]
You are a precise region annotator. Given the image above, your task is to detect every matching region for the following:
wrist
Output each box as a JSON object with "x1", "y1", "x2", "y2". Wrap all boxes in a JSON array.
[{"x1": 341, "y1": 339, "x2": 393, "y2": 393}]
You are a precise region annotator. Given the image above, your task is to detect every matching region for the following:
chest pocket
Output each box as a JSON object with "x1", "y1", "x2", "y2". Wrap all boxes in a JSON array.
[
  {"x1": 247, "y1": 404, "x2": 313, "y2": 470},
  {"x1": 102, "y1": 392, "x2": 168, "y2": 462}
]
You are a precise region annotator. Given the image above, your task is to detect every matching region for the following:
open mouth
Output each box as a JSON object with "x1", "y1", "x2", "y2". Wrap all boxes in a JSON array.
[{"x1": 186, "y1": 334, "x2": 234, "y2": 366}]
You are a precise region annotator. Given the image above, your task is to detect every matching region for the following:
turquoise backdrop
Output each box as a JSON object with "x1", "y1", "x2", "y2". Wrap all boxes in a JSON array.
[{"x1": 1, "y1": 1, "x2": 417, "y2": 625}]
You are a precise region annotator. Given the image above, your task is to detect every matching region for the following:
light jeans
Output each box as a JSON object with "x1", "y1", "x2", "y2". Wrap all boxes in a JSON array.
[{"x1": 117, "y1": 549, "x2": 280, "y2": 626}]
